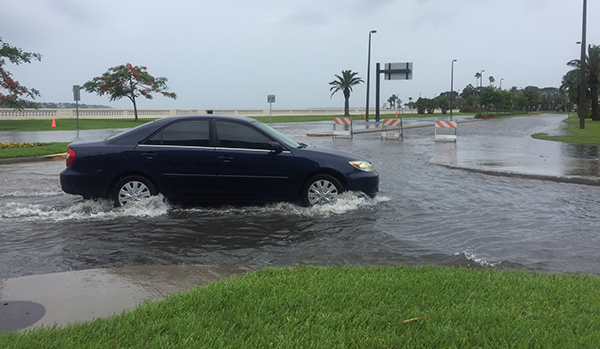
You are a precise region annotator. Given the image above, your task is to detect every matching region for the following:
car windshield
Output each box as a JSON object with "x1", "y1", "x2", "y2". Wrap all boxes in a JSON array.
[{"x1": 253, "y1": 122, "x2": 301, "y2": 149}]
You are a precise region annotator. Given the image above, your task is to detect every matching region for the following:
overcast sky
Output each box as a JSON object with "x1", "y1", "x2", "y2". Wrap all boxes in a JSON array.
[{"x1": 2, "y1": 0, "x2": 598, "y2": 110}]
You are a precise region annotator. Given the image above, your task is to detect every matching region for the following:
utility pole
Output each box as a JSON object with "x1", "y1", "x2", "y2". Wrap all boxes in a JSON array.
[{"x1": 579, "y1": 0, "x2": 587, "y2": 129}]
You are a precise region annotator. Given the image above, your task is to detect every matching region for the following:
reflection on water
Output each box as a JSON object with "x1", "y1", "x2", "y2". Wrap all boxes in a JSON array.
[{"x1": 561, "y1": 143, "x2": 600, "y2": 177}]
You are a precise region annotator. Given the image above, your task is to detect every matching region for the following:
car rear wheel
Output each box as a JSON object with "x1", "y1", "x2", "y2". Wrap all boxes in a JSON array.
[
  {"x1": 303, "y1": 174, "x2": 344, "y2": 206},
  {"x1": 112, "y1": 175, "x2": 157, "y2": 207}
]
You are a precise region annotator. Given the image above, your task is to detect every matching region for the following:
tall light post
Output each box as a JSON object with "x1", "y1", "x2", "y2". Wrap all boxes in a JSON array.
[
  {"x1": 500, "y1": 78, "x2": 504, "y2": 89},
  {"x1": 365, "y1": 29, "x2": 377, "y2": 121},
  {"x1": 450, "y1": 59, "x2": 457, "y2": 119},
  {"x1": 579, "y1": 0, "x2": 587, "y2": 129}
]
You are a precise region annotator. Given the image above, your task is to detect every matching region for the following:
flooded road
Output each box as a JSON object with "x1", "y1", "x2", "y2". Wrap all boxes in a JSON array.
[{"x1": 1, "y1": 114, "x2": 599, "y2": 279}]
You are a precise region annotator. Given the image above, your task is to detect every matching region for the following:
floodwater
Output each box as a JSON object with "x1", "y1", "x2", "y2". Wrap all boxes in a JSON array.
[{"x1": 1, "y1": 114, "x2": 600, "y2": 279}]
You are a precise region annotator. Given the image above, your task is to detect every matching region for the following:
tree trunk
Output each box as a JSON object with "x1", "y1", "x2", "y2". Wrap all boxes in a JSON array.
[
  {"x1": 343, "y1": 88, "x2": 350, "y2": 116},
  {"x1": 132, "y1": 95, "x2": 138, "y2": 122},
  {"x1": 591, "y1": 84, "x2": 600, "y2": 121}
]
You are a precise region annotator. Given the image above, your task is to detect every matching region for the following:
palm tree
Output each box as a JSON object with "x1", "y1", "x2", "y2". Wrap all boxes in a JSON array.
[
  {"x1": 329, "y1": 70, "x2": 364, "y2": 116},
  {"x1": 489, "y1": 76, "x2": 495, "y2": 86},
  {"x1": 564, "y1": 44, "x2": 600, "y2": 121},
  {"x1": 586, "y1": 45, "x2": 600, "y2": 121},
  {"x1": 475, "y1": 72, "x2": 482, "y2": 88},
  {"x1": 387, "y1": 94, "x2": 398, "y2": 109}
]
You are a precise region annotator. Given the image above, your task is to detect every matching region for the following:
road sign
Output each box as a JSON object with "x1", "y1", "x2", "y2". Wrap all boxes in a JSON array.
[
  {"x1": 73, "y1": 85, "x2": 81, "y2": 101},
  {"x1": 267, "y1": 95, "x2": 275, "y2": 103},
  {"x1": 375, "y1": 62, "x2": 414, "y2": 121},
  {"x1": 383, "y1": 62, "x2": 413, "y2": 80}
]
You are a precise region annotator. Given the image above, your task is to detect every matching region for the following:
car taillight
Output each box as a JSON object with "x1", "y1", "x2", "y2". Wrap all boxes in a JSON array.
[{"x1": 66, "y1": 147, "x2": 76, "y2": 167}]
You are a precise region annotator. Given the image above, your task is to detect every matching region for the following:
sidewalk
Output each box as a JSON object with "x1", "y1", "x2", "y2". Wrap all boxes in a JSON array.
[{"x1": 1, "y1": 265, "x2": 257, "y2": 333}]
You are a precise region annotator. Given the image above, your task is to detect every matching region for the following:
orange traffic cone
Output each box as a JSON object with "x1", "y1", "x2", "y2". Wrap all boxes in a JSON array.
[
  {"x1": 395, "y1": 112, "x2": 398, "y2": 118},
  {"x1": 51, "y1": 118, "x2": 56, "y2": 127}
]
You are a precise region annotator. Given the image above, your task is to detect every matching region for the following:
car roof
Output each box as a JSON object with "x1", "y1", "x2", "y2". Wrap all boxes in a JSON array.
[{"x1": 106, "y1": 114, "x2": 260, "y2": 144}]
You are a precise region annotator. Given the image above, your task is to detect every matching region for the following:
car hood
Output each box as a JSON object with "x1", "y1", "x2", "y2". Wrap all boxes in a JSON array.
[{"x1": 292, "y1": 144, "x2": 370, "y2": 162}]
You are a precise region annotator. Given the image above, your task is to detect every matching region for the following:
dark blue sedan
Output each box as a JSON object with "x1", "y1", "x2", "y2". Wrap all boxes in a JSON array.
[{"x1": 60, "y1": 115, "x2": 379, "y2": 207}]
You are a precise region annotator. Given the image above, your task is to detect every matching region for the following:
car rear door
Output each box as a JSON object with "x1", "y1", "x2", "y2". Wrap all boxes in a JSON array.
[
  {"x1": 137, "y1": 119, "x2": 218, "y2": 201},
  {"x1": 213, "y1": 120, "x2": 297, "y2": 202}
]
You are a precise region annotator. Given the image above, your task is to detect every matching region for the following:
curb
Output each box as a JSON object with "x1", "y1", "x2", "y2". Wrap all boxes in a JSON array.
[
  {"x1": 437, "y1": 163, "x2": 600, "y2": 187},
  {"x1": 0, "y1": 153, "x2": 67, "y2": 165}
]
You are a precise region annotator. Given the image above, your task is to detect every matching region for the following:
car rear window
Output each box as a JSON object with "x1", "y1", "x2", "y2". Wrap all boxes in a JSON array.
[{"x1": 144, "y1": 120, "x2": 210, "y2": 147}]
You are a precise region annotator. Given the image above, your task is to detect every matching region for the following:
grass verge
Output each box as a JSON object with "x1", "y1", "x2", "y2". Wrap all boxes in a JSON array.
[
  {"x1": 0, "y1": 113, "x2": 471, "y2": 133},
  {"x1": 0, "y1": 142, "x2": 69, "y2": 159},
  {"x1": 532, "y1": 114, "x2": 600, "y2": 144},
  {"x1": 0, "y1": 118, "x2": 156, "y2": 132},
  {"x1": 1, "y1": 266, "x2": 599, "y2": 348}
]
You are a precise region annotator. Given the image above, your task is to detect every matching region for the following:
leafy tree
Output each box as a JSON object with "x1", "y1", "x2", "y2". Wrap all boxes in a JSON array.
[
  {"x1": 436, "y1": 96, "x2": 450, "y2": 114},
  {"x1": 522, "y1": 86, "x2": 542, "y2": 112},
  {"x1": 415, "y1": 97, "x2": 427, "y2": 114},
  {"x1": 329, "y1": 70, "x2": 363, "y2": 116},
  {"x1": 0, "y1": 38, "x2": 42, "y2": 109},
  {"x1": 83, "y1": 63, "x2": 177, "y2": 121},
  {"x1": 515, "y1": 95, "x2": 529, "y2": 112},
  {"x1": 495, "y1": 89, "x2": 514, "y2": 111},
  {"x1": 480, "y1": 86, "x2": 497, "y2": 110},
  {"x1": 460, "y1": 84, "x2": 477, "y2": 98}
]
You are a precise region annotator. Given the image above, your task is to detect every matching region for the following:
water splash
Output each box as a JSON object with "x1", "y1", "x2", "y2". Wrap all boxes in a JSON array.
[
  {"x1": 173, "y1": 191, "x2": 385, "y2": 218},
  {"x1": 0, "y1": 192, "x2": 385, "y2": 223},
  {"x1": 456, "y1": 250, "x2": 498, "y2": 268},
  {"x1": 0, "y1": 195, "x2": 169, "y2": 222}
]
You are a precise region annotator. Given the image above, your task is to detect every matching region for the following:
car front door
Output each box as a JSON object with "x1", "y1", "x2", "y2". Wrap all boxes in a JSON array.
[{"x1": 213, "y1": 120, "x2": 297, "y2": 202}]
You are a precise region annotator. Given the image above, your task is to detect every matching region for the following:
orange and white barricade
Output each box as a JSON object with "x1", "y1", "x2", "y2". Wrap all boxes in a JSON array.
[
  {"x1": 333, "y1": 117, "x2": 353, "y2": 138},
  {"x1": 381, "y1": 118, "x2": 403, "y2": 140},
  {"x1": 434, "y1": 120, "x2": 457, "y2": 142}
]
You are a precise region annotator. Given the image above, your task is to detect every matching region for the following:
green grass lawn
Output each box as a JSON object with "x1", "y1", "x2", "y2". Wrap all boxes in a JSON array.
[
  {"x1": 532, "y1": 114, "x2": 600, "y2": 144},
  {"x1": 1, "y1": 266, "x2": 599, "y2": 348}
]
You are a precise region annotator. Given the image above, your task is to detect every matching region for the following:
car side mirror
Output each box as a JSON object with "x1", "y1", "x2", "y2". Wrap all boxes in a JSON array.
[{"x1": 268, "y1": 142, "x2": 284, "y2": 154}]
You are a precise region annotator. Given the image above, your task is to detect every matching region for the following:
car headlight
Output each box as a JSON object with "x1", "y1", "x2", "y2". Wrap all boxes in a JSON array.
[{"x1": 349, "y1": 161, "x2": 375, "y2": 172}]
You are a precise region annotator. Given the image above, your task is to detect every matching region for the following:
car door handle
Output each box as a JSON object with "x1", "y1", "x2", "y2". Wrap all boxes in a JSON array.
[
  {"x1": 219, "y1": 156, "x2": 233, "y2": 163},
  {"x1": 141, "y1": 152, "x2": 156, "y2": 159}
]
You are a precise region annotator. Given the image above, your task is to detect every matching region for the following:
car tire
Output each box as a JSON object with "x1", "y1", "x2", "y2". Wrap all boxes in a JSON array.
[
  {"x1": 112, "y1": 175, "x2": 157, "y2": 207},
  {"x1": 303, "y1": 174, "x2": 344, "y2": 206}
]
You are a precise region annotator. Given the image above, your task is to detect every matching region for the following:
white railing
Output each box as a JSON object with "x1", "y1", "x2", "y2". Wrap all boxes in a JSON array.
[{"x1": 0, "y1": 108, "x2": 389, "y2": 119}]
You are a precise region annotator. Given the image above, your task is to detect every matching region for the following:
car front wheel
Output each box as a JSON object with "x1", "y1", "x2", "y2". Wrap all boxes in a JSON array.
[
  {"x1": 303, "y1": 174, "x2": 344, "y2": 206},
  {"x1": 112, "y1": 175, "x2": 157, "y2": 207}
]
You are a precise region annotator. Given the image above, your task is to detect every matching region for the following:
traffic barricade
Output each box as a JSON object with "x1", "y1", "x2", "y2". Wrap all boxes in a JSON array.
[
  {"x1": 333, "y1": 117, "x2": 353, "y2": 138},
  {"x1": 381, "y1": 118, "x2": 403, "y2": 140},
  {"x1": 434, "y1": 120, "x2": 457, "y2": 142}
]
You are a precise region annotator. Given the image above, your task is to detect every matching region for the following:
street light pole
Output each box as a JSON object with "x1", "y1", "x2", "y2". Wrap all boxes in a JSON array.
[
  {"x1": 450, "y1": 59, "x2": 457, "y2": 119},
  {"x1": 579, "y1": 0, "x2": 587, "y2": 129},
  {"x1": 365, "y1": 30, "x2": 377, "y2": 121}
]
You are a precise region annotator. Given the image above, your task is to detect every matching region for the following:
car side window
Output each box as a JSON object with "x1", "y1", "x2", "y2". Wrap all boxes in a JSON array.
[
  {"x1": 144, "y1": 120, "x2": 210, "y2": 147},
  {"x1": 215, "y1": 121, "x2": 272, "y2": 150}
]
